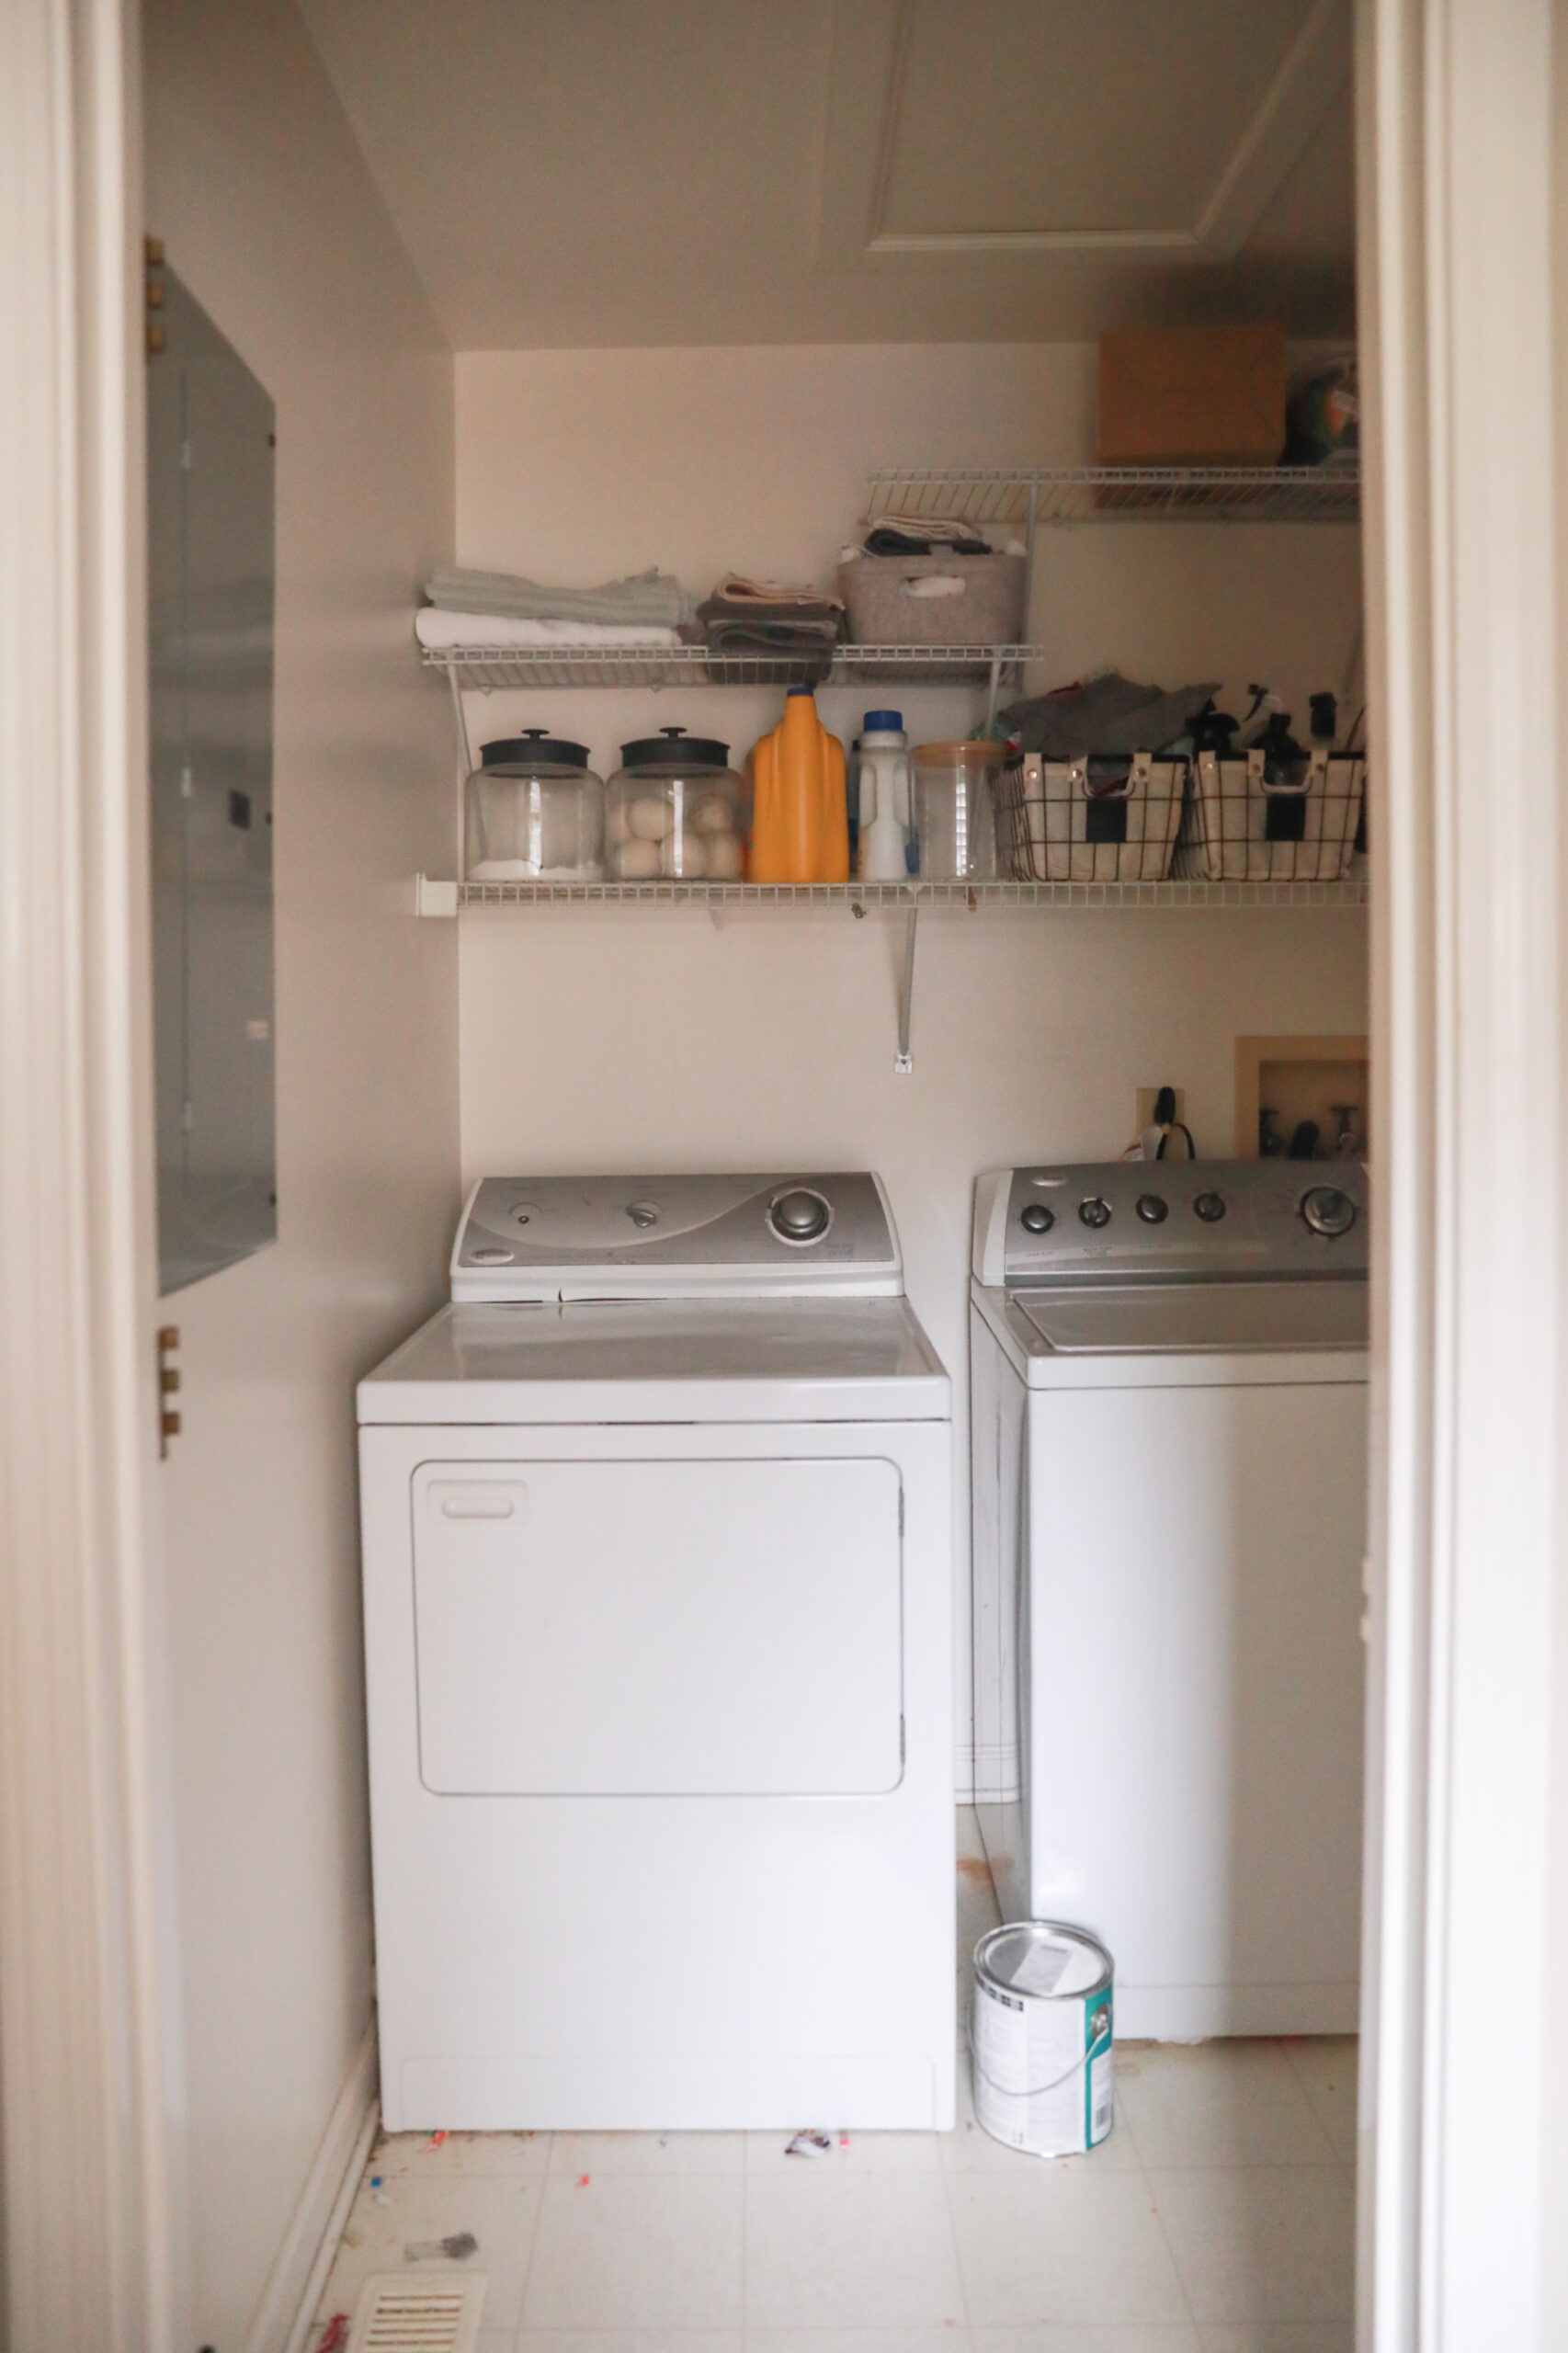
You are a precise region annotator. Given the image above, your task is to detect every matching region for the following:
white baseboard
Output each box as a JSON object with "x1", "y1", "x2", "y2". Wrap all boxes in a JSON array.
[{"x1": 244, "y1": 2019, "x2": 379, "y2": 2353}]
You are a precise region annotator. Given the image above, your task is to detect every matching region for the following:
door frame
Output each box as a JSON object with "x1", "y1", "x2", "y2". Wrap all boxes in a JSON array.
[
  {"x1": 1358, "y1": 0, "x2": 1562, "y2": 2342},
  {"x1": 3, "y1": 0, "x2": 1566, "y2": 2344},
  {"x1": 0, "y1": 1, "x2": 174, "y2": 2347}
]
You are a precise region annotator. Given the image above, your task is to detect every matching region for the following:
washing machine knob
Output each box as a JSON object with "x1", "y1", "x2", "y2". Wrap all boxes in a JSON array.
[
  {"x1": 1078, "y1": 1197, "x2": 1112, "y2": 1230},
  {"x1": 1135, "y1": 1194, "x2": 1168, "y2": 1224},
  {"x1": 1019, "y1": 1202, "x2": 1055, "y2": 1234},
  {"x1": 770, "y1": 1188, "x2": 830, "y2": 1242},
  {"x1": 1193, "y1": 1191, "x2": 1228, "y2": 1222},
  {"x1": 1301, "y1": 1184, "x2": 1357, "y2": 1238}
]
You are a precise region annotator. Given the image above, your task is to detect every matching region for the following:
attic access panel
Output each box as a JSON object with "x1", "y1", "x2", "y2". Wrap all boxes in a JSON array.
[
  {"x1": 882, "y1": 0, "x2": 1321, "y2": 238},
  {"x1": 146, "y1": 261, "x2": 278, "y2": 1294},
  {"x1": 821, "y1": 0, "x2": 1350, "y2": 271}
]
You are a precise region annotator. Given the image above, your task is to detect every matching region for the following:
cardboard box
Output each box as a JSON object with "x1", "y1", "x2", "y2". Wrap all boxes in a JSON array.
[{"x1": 1097, "y1": 324, "x2": 1287, "y2": 467}]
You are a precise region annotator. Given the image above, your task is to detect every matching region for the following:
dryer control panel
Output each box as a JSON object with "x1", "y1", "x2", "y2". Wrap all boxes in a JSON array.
[
  {"x1": 973, "y1": 1159, "x2": 1369, "y2": 1289},
  {"x1": 453, "y1": 1171, "x2": 903, "y2": 1302}
]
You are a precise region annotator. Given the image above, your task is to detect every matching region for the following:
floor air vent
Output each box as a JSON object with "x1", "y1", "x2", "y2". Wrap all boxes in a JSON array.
[{"x1": 345, "y1": 2274, "x2": 487, "y2": 2352}]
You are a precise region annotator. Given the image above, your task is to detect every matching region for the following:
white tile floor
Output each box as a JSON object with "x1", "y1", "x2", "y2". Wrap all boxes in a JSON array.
[{"x1": 312, "y1": 1814, "x2": 1356, "y2": 2353}]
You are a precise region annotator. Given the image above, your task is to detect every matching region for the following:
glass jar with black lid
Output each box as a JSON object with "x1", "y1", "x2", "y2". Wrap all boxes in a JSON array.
[
  {"x1": 464, "y1": 731, "x2": 605, "y2": 881},
  {"x1": 605, "y1": 727, "x2": 748, "y2": 881}
]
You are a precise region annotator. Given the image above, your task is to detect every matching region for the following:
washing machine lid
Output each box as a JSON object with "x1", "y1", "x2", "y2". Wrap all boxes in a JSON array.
[
  {"x1": 358, "y1": 1297, "x2": 949, "y2": 1423},
  {"x1": 1013, "y1": 1279, "x2": 1369, "y2": 1357},
  {"x1": 451, "y1": 1172, "x2": 902, "y2": 1302}
]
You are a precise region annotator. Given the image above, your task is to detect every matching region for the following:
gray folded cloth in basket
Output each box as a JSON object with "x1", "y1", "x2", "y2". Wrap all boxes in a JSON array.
[
  {"x1": 425, "y1": 563, "x2": 693, "y2": 627},
  {"x1": 1001, "y1": 671, "x2": 1219, "y2": 759}
]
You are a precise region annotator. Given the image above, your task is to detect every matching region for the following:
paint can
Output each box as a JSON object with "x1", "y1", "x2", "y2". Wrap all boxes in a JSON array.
[{"x1": 970, "y1": 1920, "x2": 1114, "y2": 2156}]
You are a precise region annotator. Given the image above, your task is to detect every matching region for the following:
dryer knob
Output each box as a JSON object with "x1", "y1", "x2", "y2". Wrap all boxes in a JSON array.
[
  {"x1": 770, "y1": 1188, "x2": 830, "y2": 1242},
  {"x1": 1020, "y1": 1202, "x2": 1055, "y2": 1233},
  {"x1": 1078, "y1": 1196, "x2": 1112, "y2": 1230},
  {"x1": 1193, "y1": 1191, "x2": 1228, "y2": 1222},
  {"x1": 1301, "y1": 1184, "x2": 1357, "y2": 1238},
  {"x1": 1135, "y1": 1194, "x2": 1169, "y2": 1224}
]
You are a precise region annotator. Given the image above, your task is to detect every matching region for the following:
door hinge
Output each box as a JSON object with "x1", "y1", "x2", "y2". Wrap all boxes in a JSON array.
[
  {"x1": 180, "y1": 763, "x2": 193, "y2": 801},
  {"x1": 157, "y1": 1325, "x2": 181, "y2": 1458},
  {"x1": 180, "y1": 438, "x2": 191, "y2": 472}
]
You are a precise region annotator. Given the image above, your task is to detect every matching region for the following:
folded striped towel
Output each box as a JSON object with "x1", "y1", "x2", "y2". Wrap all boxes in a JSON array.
[{"x1": 424, "y1": 563, "x2": 692, "y2": 627}]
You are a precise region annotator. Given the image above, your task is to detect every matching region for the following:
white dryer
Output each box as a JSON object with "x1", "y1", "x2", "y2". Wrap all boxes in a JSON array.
[
  {"x1": 970, "y1": 1159, "x2": 1368, "y2": 2040},
  {"x1": 358, "y1": 1173, "x2": 953, "y2": 2131}
]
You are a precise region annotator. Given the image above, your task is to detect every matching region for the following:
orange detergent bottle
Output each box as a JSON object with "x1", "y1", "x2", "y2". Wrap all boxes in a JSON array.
[{"x1": 748, "y1": 688, "x2": 848, "y2": 883}]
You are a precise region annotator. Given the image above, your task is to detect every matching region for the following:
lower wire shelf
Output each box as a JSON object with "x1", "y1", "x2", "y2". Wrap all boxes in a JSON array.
[
  {"x1": 437, "y1": 872, "x2": 1368, "y2": 1072},
  {"x1": 456, "y1": 876, "x2": 1369, "y2": 910}
]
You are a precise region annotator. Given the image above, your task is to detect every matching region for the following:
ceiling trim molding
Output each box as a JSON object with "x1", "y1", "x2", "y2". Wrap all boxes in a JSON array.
[{"x1": 816, "y1": 0, "x2": 1351, "y2": 274}]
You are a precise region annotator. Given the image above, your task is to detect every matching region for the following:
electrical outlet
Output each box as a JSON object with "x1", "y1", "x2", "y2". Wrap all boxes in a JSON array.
[{"x1": 1135, "y1": 1086, "x2": 1186, "y2": 1134}]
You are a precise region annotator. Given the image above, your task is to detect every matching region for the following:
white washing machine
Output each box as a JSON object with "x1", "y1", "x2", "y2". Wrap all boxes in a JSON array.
[
  {"x1": 358, "y1": 1172, "x2": 954, "y2": 2131},
  {"x1": 970, "y1": 1158, "x2": 1368, "y2": 2040}
]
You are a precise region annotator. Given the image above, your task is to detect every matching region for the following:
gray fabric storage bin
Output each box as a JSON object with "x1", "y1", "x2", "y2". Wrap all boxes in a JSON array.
[{"x1": 837, "y1": 552, "x2": 1027, "y2": 648}]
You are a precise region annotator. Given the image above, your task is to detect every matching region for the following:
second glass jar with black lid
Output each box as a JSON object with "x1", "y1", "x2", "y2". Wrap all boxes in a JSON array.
[
  {"x1": 606, "y1": 727, "x2": 748, "y2": 881},
  {"x1": 464, "y1": 731, "x2": 606, "y2": 881}
]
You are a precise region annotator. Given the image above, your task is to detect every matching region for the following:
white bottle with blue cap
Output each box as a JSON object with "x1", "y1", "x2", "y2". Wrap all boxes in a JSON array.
[{"x1": 857, "y1": 710, "x2": 912, "y2": 881}]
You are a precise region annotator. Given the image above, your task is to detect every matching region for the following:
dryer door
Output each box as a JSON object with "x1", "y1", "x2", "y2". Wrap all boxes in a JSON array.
[{"x1": 411, "y1": 1456, "x2": 903, "y2": 1795}]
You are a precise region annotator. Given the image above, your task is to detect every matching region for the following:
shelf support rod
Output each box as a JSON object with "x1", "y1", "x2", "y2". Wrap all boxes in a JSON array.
[
  {"x1": 894, "y1": 903, "x2": 917, "y2": 1074},
  {"x1": 447, "y1": 660, "x2": 475, "y2": 883},
  {"x1": 983, "y1": 653, "x2": 1004, "y2": 735},
  {"x1": 1021, "y1": 474, "x2": 1039, "y2": 652}
]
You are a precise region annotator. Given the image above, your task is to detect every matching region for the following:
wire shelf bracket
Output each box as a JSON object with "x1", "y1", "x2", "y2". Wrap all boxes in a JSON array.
[{"x1": 418, "y1": 872, "x2": 1370, "y2": 1074}]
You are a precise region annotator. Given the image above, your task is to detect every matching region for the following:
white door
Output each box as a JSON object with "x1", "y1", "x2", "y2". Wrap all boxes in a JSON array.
[{"x1": 412, "y1": 1455, "x2": 903, "y2": 1795}]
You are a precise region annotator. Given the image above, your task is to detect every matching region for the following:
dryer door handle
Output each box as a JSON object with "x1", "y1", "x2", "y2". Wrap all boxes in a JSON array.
[{"x1": 437, "y1": 1489, "x2": 519, "y2": 1521}]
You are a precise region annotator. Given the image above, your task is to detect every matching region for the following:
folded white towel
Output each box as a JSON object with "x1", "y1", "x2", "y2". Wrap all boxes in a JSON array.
[{"x1": 416, "y1": 608, "x2": 681, "y2": 652}]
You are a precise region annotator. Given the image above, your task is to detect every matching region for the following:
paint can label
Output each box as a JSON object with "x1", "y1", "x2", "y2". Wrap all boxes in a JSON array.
[{"x1": 971, "y1": 1972, "x2": 1114, "y2": 2155}]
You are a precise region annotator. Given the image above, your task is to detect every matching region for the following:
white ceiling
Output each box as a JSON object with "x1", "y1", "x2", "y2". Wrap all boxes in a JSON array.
[{"x1": 299, "y1": 0, "x2": 1356, "y2": 349}]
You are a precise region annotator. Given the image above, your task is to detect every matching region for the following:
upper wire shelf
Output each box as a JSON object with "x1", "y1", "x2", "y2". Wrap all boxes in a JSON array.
[
  {"x1": 866, "y1": 464, "x2": 1361, "y2": 528},
  {"x1": 422, "y1": 642, "x2": 1044, "y2": 693}
]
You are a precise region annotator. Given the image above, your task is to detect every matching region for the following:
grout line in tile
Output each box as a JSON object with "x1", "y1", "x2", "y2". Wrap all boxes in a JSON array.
[
  {"x1": 1283, "y1": 2033, "x2": 1362, "y2": 2165},
  {"x1": 1114, "y1": 2075, "x2": 1195, "y2": 2339},
  {"x1": 512, "y1": 2153, "x2": 546, "y2": 2319},
  {"x1": 739, "y1": 2120, "x2": 748, "y2": 2335},
  {"x1": 935, "y1": 2052, "x2": 974, "y2": 2336},
  {"x1": 1138, "y1": 2135, "x2": 1204, "y2": 2341}
]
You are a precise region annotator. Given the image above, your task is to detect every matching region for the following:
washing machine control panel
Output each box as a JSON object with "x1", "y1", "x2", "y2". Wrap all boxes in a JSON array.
[{"x1": 986, "y1": 1159, "x2": 1369, "y2": 1287}]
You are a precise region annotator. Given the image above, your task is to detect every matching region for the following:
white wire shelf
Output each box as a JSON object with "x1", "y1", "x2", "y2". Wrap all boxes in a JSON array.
[
  {"x1": 457, "y1": 877, "x2": 1369, "y2": 911},
  {"x1": 866, "y1": 464, "x2": 1360, "y2": 528},
  {"x1": 422, "y1": 642, "x2": 1045, "y2": 693}
]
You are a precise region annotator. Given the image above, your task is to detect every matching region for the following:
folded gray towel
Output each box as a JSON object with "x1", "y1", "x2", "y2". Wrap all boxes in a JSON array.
[
  {"x1": 702, "y1": 617, "x2": 842, "y2": 654},
  {"x1": 1000, "y1": 671, "x2": 1220, "y2": 759},
  {"x1": 425, "y1": 564, "x2": 692, "y2": 627}
]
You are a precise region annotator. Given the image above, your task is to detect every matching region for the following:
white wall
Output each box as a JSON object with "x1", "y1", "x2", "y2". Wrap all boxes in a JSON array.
[
  {"x1": 454, "y1": 346, "x2": 1369, "y2": 1787},
  {"x1": 142, "y1": 4, "x2": 457, "y2": 2341}
]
